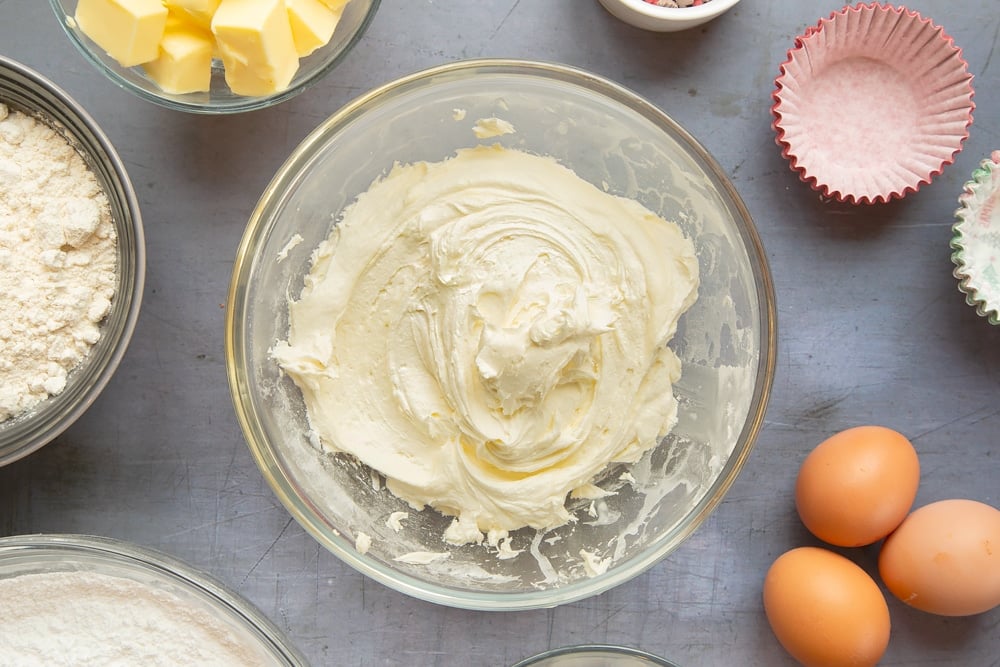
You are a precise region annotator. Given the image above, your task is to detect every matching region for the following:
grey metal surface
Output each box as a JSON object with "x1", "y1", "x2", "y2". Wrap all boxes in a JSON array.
[{"x1": 1, "y1": 1, "x2": 998, "y2": 665}]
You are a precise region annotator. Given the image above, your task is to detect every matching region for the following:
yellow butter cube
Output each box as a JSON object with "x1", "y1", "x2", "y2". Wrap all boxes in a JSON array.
[
  {"x1": 165, "y1": 9, "x2": 224, "y2": 60},
  {"x1": 142, "y1": 15, "x2": 214, "y2": 94},
  {"x1": 75, "y1": 0, "x2": 168, "y2": 68},
  {"x1": 211, "y1": 0, "x2": 299, "y2": 96},
  {"x1": 286, "y1": 0, "x2": 342, "y2": 57},
  {"x1": 162, "y1": 0, "x2": 222, "y2": 30},
  {"x1": 317, "y1": 0, "x2": 350, "y2": 11}
]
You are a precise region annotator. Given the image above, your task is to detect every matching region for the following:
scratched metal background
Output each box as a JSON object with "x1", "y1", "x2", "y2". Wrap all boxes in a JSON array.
[{"x1": 1, "y1": 1, "x2": 999, "y2": 665}]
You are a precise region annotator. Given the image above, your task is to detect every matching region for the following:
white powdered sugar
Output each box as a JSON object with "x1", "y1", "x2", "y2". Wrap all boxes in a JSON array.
[
  {"x1": 0, "y1": 570, "x2": 270, "y2": 666},
  {"x1": 0, "y1": 102, "x2": 117, "y2": 422}
]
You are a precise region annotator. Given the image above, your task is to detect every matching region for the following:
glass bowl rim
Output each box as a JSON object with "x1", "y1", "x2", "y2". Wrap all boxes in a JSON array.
[
  {"x1": 0, "y1": 54, "x2": 146, "y2": 467},
  {"x1": 511, "y1": 644, "x2": 681, "y2": 666},
  {"x1": 225, "y1": 57, "x2": 777, "y2": 610},
  {"x1": 47, "y1": 0, "x2": 382, "y2": 115},
  {"x1": 0, "y1": 533, "x2": 307, "y2": 665}
]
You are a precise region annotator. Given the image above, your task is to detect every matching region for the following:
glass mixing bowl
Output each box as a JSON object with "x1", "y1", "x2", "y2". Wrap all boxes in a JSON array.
[
  {"x1": 226, "y1": 59, "x2": 776, "y2": 610},
  {"x1": 49, "y1": 0, "x2": 380, "y2": 114},
  {"x1": 0, "y1": 56, "x2": 144, "y2": 467},
  {"x1": 512, "y1": 645, "x2": 680, "y2": 667},
  {"x1": 0, "y1": 534, "x2": 306, "y2": 665}
]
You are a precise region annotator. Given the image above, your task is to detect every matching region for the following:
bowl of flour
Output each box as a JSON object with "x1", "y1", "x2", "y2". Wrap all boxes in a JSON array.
[
  {"x1": 0, "y1": 534, "x2": 306, "y2": 665},
  {"x1": 0, "y1": 56, "x2": 144, "y2": 466}
]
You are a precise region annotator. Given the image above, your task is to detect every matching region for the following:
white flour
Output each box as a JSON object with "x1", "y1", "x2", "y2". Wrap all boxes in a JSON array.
[
  {"x1": 0, "y1": 102, "x2": 117, "y2": 422},
  {"x1": 0, "y1": 570, "x2": 270, "y2": 666}
]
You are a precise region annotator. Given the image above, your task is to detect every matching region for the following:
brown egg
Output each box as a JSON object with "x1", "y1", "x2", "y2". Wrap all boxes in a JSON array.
[
  {"x1": 796, "y1": 426, "x2": 919, "y2": 547},
  {"x1": 764, "y1": 547, "x2": 890, "y2": 667},
  {"x1": 878, "y1": 498, "x2": 1000, "y2": 616}
]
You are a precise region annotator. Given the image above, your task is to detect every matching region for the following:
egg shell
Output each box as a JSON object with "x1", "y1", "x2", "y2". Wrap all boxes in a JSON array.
[
  {"x1": 764, "y1": 547, "x2": 890, "y2": 667},
  {"x1": 796, "y1": 425, "x2": 919, "y2": 547},
  {"x1": 878, "y1": 498, "x2": 1000, "y2": 616}
]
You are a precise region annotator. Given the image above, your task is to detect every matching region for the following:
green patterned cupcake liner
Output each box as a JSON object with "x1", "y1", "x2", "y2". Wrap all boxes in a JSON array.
[{"x1": 951, "y1": 150, "x2": 1000, "y2": 324}]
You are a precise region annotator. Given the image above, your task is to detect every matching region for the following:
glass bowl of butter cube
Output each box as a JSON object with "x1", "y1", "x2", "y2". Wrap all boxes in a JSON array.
[{"x1": 50, "y1": 0, "x2": 380, "y2": 114}]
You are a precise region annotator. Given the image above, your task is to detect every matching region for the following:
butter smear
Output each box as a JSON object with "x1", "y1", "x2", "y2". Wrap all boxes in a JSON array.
[{"x1": 273, "y1": 143, "x2": 699, "y2": 548}]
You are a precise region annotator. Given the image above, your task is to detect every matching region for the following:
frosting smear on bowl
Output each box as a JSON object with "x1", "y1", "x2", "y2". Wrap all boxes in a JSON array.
[{"x1": 273, "y1": 144, "x2": 699, "y2": 545}]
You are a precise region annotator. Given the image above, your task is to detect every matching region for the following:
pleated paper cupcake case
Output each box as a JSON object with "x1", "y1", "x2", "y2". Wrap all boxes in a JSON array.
[
  {"x1": 772, "y1": 3, "x2": 974, "y2": 205},
  {"x1": 951, "y1": 152, "x2": 1000, "y2": 325}
]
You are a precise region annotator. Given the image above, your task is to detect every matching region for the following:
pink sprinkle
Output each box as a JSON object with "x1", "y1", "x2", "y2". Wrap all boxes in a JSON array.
[{"x1": 642, "y1": 0, "x2": 711, "y2": 6}]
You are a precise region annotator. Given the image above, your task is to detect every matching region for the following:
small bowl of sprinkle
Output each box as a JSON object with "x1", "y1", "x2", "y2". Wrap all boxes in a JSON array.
[{"x1": 597, "y1": 0, "x2": 741, "y2": 32}]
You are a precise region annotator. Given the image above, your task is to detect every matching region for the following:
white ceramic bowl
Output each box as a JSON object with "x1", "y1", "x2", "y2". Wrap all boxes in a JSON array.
[
  {"x1": 227, "y1": 59, "x2": 775, "y2": 610},
  {"x1": 598, "y1": 0, "x2": 741, "y2": 32}
]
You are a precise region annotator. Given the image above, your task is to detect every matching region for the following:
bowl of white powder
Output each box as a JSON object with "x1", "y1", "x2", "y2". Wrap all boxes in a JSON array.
[
  {"x1": 0, "y1": 56, "x2": 144, "y2": 466},
  {"x1": 226, "y1": 59, "x2": 776, "y2": 609},
  {"x1": 0, "y1": 534, "x2": 307, "y2": 665}
]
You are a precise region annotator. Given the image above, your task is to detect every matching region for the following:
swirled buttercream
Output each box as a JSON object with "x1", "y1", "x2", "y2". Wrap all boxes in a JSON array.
[{"x1": 273, "y1": 145, "x2": 699, "y2": 545}]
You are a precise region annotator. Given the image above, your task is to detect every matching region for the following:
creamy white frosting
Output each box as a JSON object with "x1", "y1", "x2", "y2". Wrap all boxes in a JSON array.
[
  {"x1": 472, "y1": 117, "x2": 516, "y2": 138},
  {"x1": 273, "y1": 145, "x2": 698, "y2": 545},
  {"x1": 386, "y1": 511, "x2": 408, "y2": 532}
]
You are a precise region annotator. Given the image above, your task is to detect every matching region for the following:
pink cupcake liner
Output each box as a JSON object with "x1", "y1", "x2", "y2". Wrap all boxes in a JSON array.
[{"x1": 772, "y1": 3, "x2": 974, "y2": 205}]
